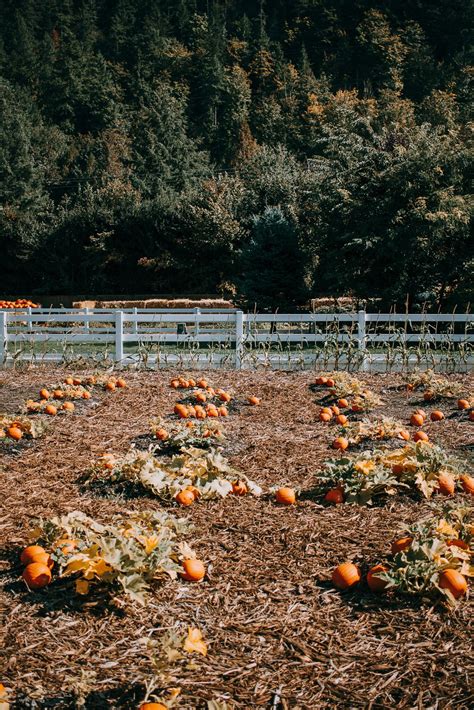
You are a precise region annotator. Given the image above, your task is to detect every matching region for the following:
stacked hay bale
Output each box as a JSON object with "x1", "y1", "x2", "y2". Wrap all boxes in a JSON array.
[{"x1": 73, "y1": 298, "x2": 235, "y2": 309}]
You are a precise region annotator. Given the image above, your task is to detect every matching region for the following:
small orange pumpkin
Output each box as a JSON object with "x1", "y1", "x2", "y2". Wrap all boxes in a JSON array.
[
  {"x1": 324, "y1": 487, "x2": 344, "y2": 504},
  {"x1": 181, "y1": 558, "x2": 206, "y2": 582},
  {"x1": 7, "y1": 426, "x2": 23, "y2": 441},
  {"x1": 275, "y1": 487, "x2": 296, "y2": 505},
  {"x1": 438, "y1": 569, "x2": 467, "y2": 599},
  {"x1": 391, "y1": 537, "x2": 413, "y2": 555},
  {"x1": 232, "y1": 480, "x2": 248, "y2": 496},
  {"x1": 175, "y1": 490, "x2": 195, "y2": 506},
  {"x1": 367, "y1": 564, "x2": 389, "y2": 592},
  {"x1": 437, "y1": 472, "x2": 455, "y2": 495},
  {"x1": 332, "y1": 437, "x2": 349, "y2": 451},
  {"x1": 332, "y1": 563, "x2": 360, "y2": 590},
  {"x1": 22, "y1": 562, "x2": 52, "y2": 589},
  {"x1": 460, "y1": 474, "x2": 474, "y2": 495}
]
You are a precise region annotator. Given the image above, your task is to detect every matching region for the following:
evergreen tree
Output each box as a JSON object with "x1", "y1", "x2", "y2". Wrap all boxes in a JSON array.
[{"x1": 236, "y1": 206, "x2": 310, "y2": 311}]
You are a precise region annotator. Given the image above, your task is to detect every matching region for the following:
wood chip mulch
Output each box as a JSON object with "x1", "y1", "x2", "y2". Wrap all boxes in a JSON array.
[{"x1": 0, "y1": 367, "x2": 473, "y2": 709}]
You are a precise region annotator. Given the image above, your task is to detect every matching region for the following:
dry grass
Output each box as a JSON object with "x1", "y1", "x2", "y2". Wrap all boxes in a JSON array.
[{"x1": 0, "y1": 368, "x2": 473, "y2": 709}]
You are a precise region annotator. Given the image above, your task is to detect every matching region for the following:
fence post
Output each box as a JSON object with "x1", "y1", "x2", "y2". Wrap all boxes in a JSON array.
[
  {"x1": 0, "y1": 311, "x2": 7, "y2": 365},
  {"x1": 194, "y1": 307, "x2": 200, "y2": 338},
  {"x1": 133, "y1": 307, "x2": 138, "y2": 335},
  {"x1": 115, "y1": 310, "x2": 124, "y2": 362},
  {"x1": 84, "y1": 307, "x2": 90, "y2": 334},
  {"x1": 357, "y1": 310, "x2": 368, "y2": 371},
  {"x1": 235, "y1": 311, "x2": 244, "y2": 369}
]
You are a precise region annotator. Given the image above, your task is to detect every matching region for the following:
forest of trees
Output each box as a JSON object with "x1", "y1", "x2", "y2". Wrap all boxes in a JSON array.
[{"x1": 0, "y1": 0, "x2": 472, "y2": 309}]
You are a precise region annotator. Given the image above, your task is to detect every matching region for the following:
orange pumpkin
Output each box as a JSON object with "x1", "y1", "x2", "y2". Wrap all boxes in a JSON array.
[
  {"x1": 275, "y1": 487, "x2": 296, "y2": 505},
  {"x1": 7, "y1": 426, "x2": 23, "y2": 441},
  {"x1": 232, "y1": 480, "x2": 248, "y2": 496},
  {"x1": 460, "y1": 475, "x2": 474, "y2": 495},
  {"x1": 413, "y1": 431, "x2": 429, "y2": 443},
  {"x1": 332, "y1": 437, "x2": 349, "y2": 451},
  {"x1": 458, "y1": 399, "x2": 470, "y2": 410},
  {"x1": 332, "y1": 563, "x2": 360, "y2": 590},
  {"x1": 22, "y1": 562, "x2": 52, "y2": 589},
  {"x1": 175, "y1": 490, "x2": 195, "y2": 506},
  {"x1": 324, "y1": 487, "x2": 344, "y2": 504},
  {"x1": 20, "y1": 545, "x2": 48, "y2": 566},
  {"x1": 410, "y1": 413, "x2": 424, "y2": 427},
  {"x1": 181, "y1": 559, "x2": 206, "y2": 582},
  {"x1": 438, "y1": 569, "x2": 467, "y2": 599},
  {"x1": 367, "y1": 564, "x2": 389, "y2": 592},
  {"x1": 391, "y1": 537, "x2": 413, "y2": 555},
  {"x1": 437, "y1": 472, "x2": 455, "y2": 495},
  {"x1": 430, "y1": 410, "x2": 444, "y2": 421},
  {"x1": 174, "y1": 404, "x2": 188, "y2": 419}
]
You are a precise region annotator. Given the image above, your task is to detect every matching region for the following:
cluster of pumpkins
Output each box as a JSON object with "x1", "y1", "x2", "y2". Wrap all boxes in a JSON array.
[
  {"x1": 25, "y1": 376, "x2": 127, "y2": 415},
  {"x1": 19, "y1": 542, "x2": 207, "y2": 591},
  {"x1": 332, "y1": 534, "x2": 469, "y2": 600},
  {"x1": 0, "y1": 298, "x2": 40, "y2": 309},
  {"x1": 170, "y1": 375, "x2": 260, "y2": 417}
]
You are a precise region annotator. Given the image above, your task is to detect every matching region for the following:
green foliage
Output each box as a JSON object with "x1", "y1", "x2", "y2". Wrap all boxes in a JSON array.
[
  {"x1": 314, "y1": 442, "x2": 472, "y2": 504},
  {"x1": 33, "y1": 509, "x2": 195, "y2": 603},
  {"x1": 85, "y1": 446, "x2": 262, "y2": 501},
  {"x1": 379, "y1": 505, "x2": 474, "y2": 606},
  {"x1": 236, "y1": 206, "x2": 310, "y2": 311}
]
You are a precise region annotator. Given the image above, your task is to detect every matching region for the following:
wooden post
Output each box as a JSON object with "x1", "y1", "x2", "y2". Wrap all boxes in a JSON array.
[
  {"x1": 84, "y1": 307, "x2": 90, "y2": 334},
  {"x1": 133, "y1": 307, "x2": 138, "y2": 335},
  {"x1": 0, "y1": 311, "x2": 7, "y2": 365},
  {"x1": 235, "y1": 311, "x2": 244, "y2": 369},
  {"x1": 115, "y1": 310, "x2": 124, "y2": 362}
]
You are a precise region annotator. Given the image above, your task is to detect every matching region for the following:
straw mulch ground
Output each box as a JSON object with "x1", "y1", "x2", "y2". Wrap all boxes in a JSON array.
[{"x1": 0, "y1": 368, "x2": 473, "y2": 709}]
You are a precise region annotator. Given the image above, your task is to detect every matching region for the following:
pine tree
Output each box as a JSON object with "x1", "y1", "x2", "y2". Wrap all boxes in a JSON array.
[{"x1": 236, "y1": 206, "x2": 310, "y2": 311}]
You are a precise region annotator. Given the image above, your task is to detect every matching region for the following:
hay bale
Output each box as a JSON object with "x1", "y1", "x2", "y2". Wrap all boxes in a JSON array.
[
  {"x1": 72, "y1": 300, "x2": 97, "y2": 309},
  {"x1": 72, "y1": 297, "x2": 235, "y2": 309},
  {"x1": 143, "y1": 298, "x2": 234, "y2": 309}
]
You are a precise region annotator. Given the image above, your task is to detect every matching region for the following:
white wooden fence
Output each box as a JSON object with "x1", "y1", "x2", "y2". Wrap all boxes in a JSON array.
[{"x1": 0, "y1": 308, "x2": 472, "y2": 371}]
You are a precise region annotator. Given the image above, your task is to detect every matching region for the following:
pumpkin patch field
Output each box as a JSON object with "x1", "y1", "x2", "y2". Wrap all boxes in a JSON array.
[{"x1": 0, "y1": 368, "x2": 473, "y2": 709}]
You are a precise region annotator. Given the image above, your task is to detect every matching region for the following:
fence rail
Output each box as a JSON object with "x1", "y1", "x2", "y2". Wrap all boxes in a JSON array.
[{"x1": 0, "y1": 309, "x2": 472, "y2": 371}]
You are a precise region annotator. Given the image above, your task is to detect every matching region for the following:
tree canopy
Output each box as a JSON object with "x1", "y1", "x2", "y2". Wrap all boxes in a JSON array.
[{"x1": 0, "y1": 0, "x2": 472, "y2": 309}]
